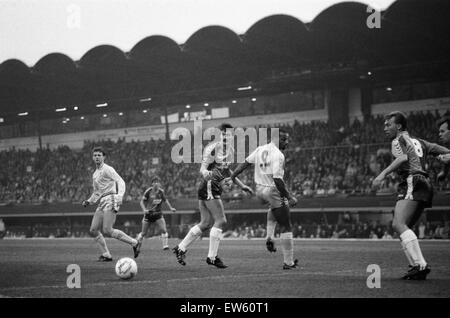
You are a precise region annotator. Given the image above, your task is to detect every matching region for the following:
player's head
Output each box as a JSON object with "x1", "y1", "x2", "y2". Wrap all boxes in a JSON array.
[
  {"x1": 92, "y1": 147, "x2": 106, "y2": 165},
  {"x1": 151, "y1": 176, "x2": 161, "y2": 188},
  {"x1": 218, "y1": 123, "x2": 233, "y2": 143},
  {"x1": 271, "y1": 127, "x2": 290, "y2": 150},
  {"x1": 437, "y1": 116, "x2": 450, "y2": 145},
  {"x1": 384, "y1": 111, "x2": 407, "y2": 140}
]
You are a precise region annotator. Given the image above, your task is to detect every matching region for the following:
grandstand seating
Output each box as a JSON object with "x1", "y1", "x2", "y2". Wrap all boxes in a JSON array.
[{"x1": 1, "y1": 110, "x2": 449, "y2": 205}]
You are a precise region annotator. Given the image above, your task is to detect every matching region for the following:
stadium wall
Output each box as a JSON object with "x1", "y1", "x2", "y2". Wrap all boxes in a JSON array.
[
  {"x1": 0, "y1": 108, "x2": 328, "y2": 151},
  {"x1": 348, "y1": 87, "x2": 363, "y2": 120}
]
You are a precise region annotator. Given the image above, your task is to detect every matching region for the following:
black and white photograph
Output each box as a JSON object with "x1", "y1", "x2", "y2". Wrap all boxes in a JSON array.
[{"x1": 0, "y1": 0, "x2": 450, "y2": 301}]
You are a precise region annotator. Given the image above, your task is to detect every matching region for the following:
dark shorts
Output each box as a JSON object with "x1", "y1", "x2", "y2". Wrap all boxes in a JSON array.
[
  {"x1": 143, "y1": 211, "x2": 163, "y2": 223},
  {"x1": 271, "y1": 205, "x2": 292, "y2": 229},
  {"x1": 397, "y1": 174, "x2": 433, "y2": 208},
  {"x1": 198, "y1": 179, "x2": 223, "y2": 201}
]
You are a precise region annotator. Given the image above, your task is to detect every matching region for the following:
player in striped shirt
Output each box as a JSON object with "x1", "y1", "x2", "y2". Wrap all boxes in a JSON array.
[
  {"x1": 373, "y1": 112, "x2": 450, "y2": 280},
  {"x1": 82, "y1": 147, "x2": 139, "y2": 261}
]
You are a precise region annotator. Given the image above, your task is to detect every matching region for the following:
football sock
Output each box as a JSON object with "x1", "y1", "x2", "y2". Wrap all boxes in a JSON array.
[
  {"x1": 111, "y1": 229, "x2": 138, "y2": 246},
  {"x1": 179, "y1": 225, "x2": 202, "y2": 252},
  {"x1": 266, "y1": 220, "x2": 276, "y2": 240},
  {"x1": 94, "y1": 233, "x2": 111, "y2": 258},
  {"x1": 400, "y1": 229, "x2": 427, "y2": 269},
  {"x1": 400, "y1": 240, "x2": 414, "y2": 267},
  {"x1": 280, "y1": 232, "x2": 294, "y2": 266},
  {"x1": 161, "y1": 232, "x2": 169, "y2": 248},
  {"x1": 208, "y1": 227, "x2": 222, "y2": 260}
]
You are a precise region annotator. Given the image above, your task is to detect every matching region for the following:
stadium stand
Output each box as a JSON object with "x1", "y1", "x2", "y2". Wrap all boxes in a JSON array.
[
  {"x1": 1, "y1": 110, "x2": 449, "y2": 205},
  {"x1": 1, "y1": 0, "x2": 450, "y2": 243}
]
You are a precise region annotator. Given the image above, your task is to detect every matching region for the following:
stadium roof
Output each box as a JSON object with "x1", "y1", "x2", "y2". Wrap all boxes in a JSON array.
[{"x1": 1, "y1": 0, "x2": 449, "y2": 121}]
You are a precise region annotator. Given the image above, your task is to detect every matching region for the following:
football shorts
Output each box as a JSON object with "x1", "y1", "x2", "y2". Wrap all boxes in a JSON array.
[{"x1": 397, "y1": 174, "x2": 433, "y2": 208}]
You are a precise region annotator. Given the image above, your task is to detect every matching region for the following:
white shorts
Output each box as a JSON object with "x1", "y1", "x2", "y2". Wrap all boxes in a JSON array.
[
  {"x1": 255, "y1": 184, "x2": 287, "y2": 209},
  {"x1": 95, "y1": 195, "x2": 120, "y2": 214}
]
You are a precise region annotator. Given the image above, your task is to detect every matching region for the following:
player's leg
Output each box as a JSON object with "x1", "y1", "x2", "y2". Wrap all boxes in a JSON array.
[
  {"x1": 174, "y1": 200, "x2": 212, "y2": 265},
  {"x1": 266, "y1": 208, "x2": 277, "y2": 252},
  {"x1": 257, "y1": 185, "x2": 277, "y2": 252},
  {"x1": 271, "y1": 204, "x2": 297, "y2": 269},
  {"x1": 134, "y1": 215, "x2": 149, "y2": 256},
  {"x1": 205, "y1": 198, "x2": 227, "y2": 268},
  {"x1": 155, "y1": 217, "x2": 169, "y2": 250},
  {"x1": 400, "y1": 203, "x2": 425, "y2": 268},
  {"x1": 102, "y1": 209, "x2": 139, "y2": 258},
  {"x1": 267, "y1": 187, "x2": 296, "y2": 268},
  {"x1": 137, "y1": 215, "x2": 150, "y2": 243},
  {"x1": 393, "y1": 200, "x2": 428, "y2": 277},
  {"x1": 178, "y1": 200, "x2": 211, "y2": 251},
  {"x1": 89, "y1": 209, "x2": 112, "y2": 260}
]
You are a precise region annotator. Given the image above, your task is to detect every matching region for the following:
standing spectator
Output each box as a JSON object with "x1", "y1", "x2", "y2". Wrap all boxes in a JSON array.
[
  {"x1": 0, "y1": 218, "x2": 5, "y2": 239},
  {"x1": 382, "y1": 231, "x2": 393, "y2": 240},
  {"x1": 418, "y1": 222, "x2": 426, "y2": 239}
]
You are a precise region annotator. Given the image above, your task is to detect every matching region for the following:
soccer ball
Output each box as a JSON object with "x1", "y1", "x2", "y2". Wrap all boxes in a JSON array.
[{"x1": 115, "y1": 257, "x2": 138, "y2": 280}]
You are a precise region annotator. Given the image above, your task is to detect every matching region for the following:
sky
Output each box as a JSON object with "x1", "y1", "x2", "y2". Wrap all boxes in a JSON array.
[{"x1": 0, "y1": 0, "x2": 396, "y2": 66}]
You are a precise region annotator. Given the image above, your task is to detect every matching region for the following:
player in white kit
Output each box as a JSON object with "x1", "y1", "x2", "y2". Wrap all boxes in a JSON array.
[
  {"x1": 82, "y1": 147, "x2": 140, "y2": 261},
  {"x1": 230, "y1": 129, "x2": 299, "y2": 269}
]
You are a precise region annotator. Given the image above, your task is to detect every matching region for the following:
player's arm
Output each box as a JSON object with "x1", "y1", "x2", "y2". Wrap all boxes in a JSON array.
[
  {"x1": 83, "y1": 180, "x2": 100, "y2": 207},
  {"x1": 229, "y1": 168, "x2": 253, "y2": 194},
  {"x1": 272, "y1": 152, "x2": 296, "y2": 206},
  {"x1": 230, "y1": 161, "x2": 252, "y2": 182},
  {"x1": 140, "y1": 189, "x2": 150, "y2": 213},
  {"x1": 199, "y1": 143, "x2": 215, "y2": 180},
  {"x1": 273, "y1": 178, "x2": 296, "y2": 207},
  {"x1": 422, "y1": 140, "x2": 450, "y2": 163},
  {"x1": 165, "y1": 199, "x2": 176, "y2": 212},
  {"x1": 373, "y1": 138, "x2": 408, "y2": 186},
  {"x1": 161, "y1": 190, "x2": 176, "y2": 212},
  {"x1": 108, "y1": 167, "x2": 126, "y2": 203},
  {"x1": 421, "y1": 139, "x2": 450, "y2": 181},
  {"x1": 373, "y1": 154, "x2": 408, "y2": 186},
  {"x1": 230, "y1": 147, "x2": 257, "y2": 182}
]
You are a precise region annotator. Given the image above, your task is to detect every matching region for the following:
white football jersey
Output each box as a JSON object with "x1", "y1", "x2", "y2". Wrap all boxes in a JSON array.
[
  {"x1": 246, "y1": 142, "x2": 285, "y2": 186},
  {"x1": 88, "y1": 163, "x2": 125, "y2": 204}
]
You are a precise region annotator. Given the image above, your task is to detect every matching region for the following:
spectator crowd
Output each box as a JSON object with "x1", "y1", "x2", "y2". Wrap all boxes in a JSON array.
[
  {"x1": 3, "y1": 218, "x2": 450, "y2": 240},
  {"x1": 0, "y1": 110, "x2": 449, "y2": 204}
]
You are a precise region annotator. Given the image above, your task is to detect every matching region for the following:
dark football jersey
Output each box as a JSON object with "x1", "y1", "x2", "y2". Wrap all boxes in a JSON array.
[
  {"x1": 201, "y1": 141, "x2": 234, "y2": 183},
  {"x1": 142, "y1": 187, "x2": 166, "y2": 212},
  {"x1": 391, "y1": 132, "x2": 450, "y2": 181}
]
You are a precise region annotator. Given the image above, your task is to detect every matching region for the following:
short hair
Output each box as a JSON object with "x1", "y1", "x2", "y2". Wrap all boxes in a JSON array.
[
  {"x1": 151, "y1": 176, "x2": 161, "y2": 183},
  {"x1": 218, "y1": 123, "x2": 233, "y2": 132},
  {"x1": 278, "y1": 127, "x2": 289, "y2": 136},
  {"x1": 92, "y1": 147, "x2": 106, "y2": 156},
  {"x1": 385, "y1": 111, "x2": 407, "y2": 131},
  {"x1": 437, "y1": 116, "x2": 450, "y2": 129}
]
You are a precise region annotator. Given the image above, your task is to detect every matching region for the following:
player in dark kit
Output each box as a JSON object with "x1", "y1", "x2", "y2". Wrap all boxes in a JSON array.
[
  {"x1": 373, "y1": 111, "x2": 450, "y2": 280},
  {"x1": 135, "y1": 176, "x2": 176, "y2": 256},
  {"x1": 173, "y1": 123, "x2": 253, "y2": 268}
]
